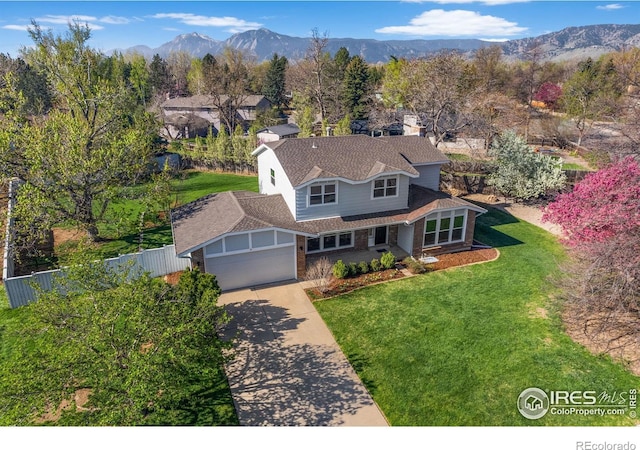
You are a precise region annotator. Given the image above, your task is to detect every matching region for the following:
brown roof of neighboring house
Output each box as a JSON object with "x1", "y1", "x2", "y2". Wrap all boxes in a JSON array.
[
  {"x1": 170, "y1": 185, "x2": 485, "y2": 256},
  {"x1": 161, "y1": 94, "x2": 270, "y2": 110},
  {"x1": 257, "y1": 135, "x2": 448, "y2": 187}
]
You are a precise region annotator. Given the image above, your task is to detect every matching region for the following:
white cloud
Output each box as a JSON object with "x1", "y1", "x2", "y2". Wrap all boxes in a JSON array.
[
  {"x1": 403, "y1": 0, "x2": 530, "y2": 4},
  {"x1": 596, "y1": 4, "x2": 625, "y2": 10},
  {"x1": 375, "y1": 9, "x2": 527, "y2": 37},
  {"x1": 98, "y1": 16, "x2": 131, "y2": 25},
  {"x1": 2, "y1": 24, "x2": 30, "y2": 31},
  {"x1": 151, "y1": 13, "x2": 262, "y2": 32},
  {"x1": 36, "y1": 15, "x2": 98, "y2": 25}
]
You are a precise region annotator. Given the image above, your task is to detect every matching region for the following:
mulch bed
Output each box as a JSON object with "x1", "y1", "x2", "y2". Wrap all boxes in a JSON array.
[
  {"x1": 306, "y1": 246, "x2": 500, "y2": 300},
  {"x1": 426, "y1": 247, "x2": 499, "y2": 271}
]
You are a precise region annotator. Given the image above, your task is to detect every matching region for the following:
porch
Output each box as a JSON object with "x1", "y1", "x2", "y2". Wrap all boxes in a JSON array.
[{"x1": 306, "y1": 244, "x2": 410, "y2": 268}]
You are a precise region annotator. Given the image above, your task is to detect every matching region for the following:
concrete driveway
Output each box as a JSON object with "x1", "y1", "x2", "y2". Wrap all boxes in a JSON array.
[{"x1": 217, "y1": 281, "x2": 388, "y2": 426}]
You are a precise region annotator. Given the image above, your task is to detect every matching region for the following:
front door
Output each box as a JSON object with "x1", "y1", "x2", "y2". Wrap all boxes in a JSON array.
[{"x1": 373, "y1": 226, "x2": 387, "y2": 246}]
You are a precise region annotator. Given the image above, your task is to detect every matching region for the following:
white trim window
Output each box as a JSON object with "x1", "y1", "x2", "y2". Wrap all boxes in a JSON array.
[
  {"x1": 423, "y1": 209, "x2": 467, "y2": 247},
  {"x1": 270, "y1": 168, "x2": 276, "y2": 186},
  {"x1": 306, "y1": 231, "x2": 353, "y2": 253},
  {"x1": 309, "y1": 182, "x2": 337, "y2": 206},
  {"x1": 372, "y1": 176, "x2": 398, "y2": 199}
]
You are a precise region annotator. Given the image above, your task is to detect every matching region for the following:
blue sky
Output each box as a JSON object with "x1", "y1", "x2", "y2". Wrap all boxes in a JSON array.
[{"x1": 0, "y1": 1, "x2": 639, "y2": 56}]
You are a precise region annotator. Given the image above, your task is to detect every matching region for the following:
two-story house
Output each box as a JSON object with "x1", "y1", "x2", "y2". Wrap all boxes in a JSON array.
[{"x1": 170, "y1": 135, "x2": 486, "y2": 290}]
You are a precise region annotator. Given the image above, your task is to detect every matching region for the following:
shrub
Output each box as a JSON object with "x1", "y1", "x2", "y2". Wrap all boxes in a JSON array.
[
  {"x1": 402, "y1": 256, "x2": 426, "y2": 275},
  {"x1": 305, "y1": 257, "x2": 333, "y2": 294},
  {"x1": 332, "y1": 260, "x2": 349, "y2": 279},
  {"x1": 358, "y1": 261, "x2": 369, "y2": 274},
  {"x1": 380, "y1": 251, "x2": 396, "y2": 269},
  {"x1": 370, "y1": 258, "x2": 381, "y2": 272},
  {"x1": 348, "y1": 262, "x2": 359, "y2": 277}
]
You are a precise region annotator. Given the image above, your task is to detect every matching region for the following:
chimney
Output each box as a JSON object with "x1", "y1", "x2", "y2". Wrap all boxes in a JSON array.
[{"x1": 326, "y1": 126, "x2": 333, "y2": 136}]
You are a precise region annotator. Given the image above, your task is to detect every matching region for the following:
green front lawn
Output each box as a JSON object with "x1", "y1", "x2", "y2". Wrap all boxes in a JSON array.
[
  {"x1": 314, "y1": 207, "x2": 640, "y2": 426},
  {"x1": 57, "y1": 171, "x2": 258, "y2": 262}
]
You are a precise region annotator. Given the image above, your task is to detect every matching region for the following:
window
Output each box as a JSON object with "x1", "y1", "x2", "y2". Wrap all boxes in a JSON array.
[
  {"x1": 225, "y1": 234, "x2": 250, "y2": 252},
  {"x1": 306, "y1": 231, "x2": 354, "y2": 253},
  {"x1": 309, "y1": 183, "x2": 336, "y2": 205},
  {"x1": 270, "y1": 168, "x2": 276, "y2": 186},
  {"x1": 373, "y1": 177, "x2": 398, "y2": 198},
  {"x1": 423, "y1": 210, "x2": 466, "y2": 247}
]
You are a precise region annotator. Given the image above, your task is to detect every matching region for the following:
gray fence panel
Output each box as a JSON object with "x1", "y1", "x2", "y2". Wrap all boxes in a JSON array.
[
  {"x1": 4, "y1": 244, "x2": 190, "y2": 308},
  {"x1": 5, "y1": 269, "x2": 59, "y2": 308}
]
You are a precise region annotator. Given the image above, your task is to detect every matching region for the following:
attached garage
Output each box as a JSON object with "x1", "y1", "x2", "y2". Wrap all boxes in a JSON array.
[{"x1": 202, "y1": 229, "x2": 296, "y2": 291}]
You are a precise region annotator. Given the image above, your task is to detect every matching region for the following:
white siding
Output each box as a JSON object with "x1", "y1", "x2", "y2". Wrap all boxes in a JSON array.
[
  {"x1": 295, "y1": 175, "x2": 411, "y2": 221},
  {"x1": 397, "y1": 223, "x2": 415, "y2": 255},
  {"x1": 412, "y1": 164, "x2": 441, "y2": 191},
  {"x1": 256, "y1": 147, "x2": 296, "y2": 217}
]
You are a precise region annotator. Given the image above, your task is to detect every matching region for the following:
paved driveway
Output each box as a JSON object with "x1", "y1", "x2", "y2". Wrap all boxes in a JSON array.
[{"x1": 217, "y1": 281, "x2": 388, "y2": 426}]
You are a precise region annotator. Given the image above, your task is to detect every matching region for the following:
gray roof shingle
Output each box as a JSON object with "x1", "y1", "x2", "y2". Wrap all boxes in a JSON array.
[
  {"x1": 258, "y1": 135, "x2": 448, "y2": 187},
  {"x1": 170, "y1": 185, "x2": 486, "y2": 256}
]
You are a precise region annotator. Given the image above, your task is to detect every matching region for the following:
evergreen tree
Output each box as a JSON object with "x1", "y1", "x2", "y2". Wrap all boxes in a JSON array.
[
  {"x1": 343, "y1": 56, "x2": 371, "y2": 120},
  {"x1": 262, "y1": 53, "x2": 288, "y2": 109}
]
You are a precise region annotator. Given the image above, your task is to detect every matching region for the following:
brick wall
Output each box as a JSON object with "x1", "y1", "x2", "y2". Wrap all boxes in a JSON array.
[
  {"x1": 191, "y1": 248, "x2": 204, "y2": 271},
  {"x1": 296, "y1": 235, "x2": 306, "y2": 279},
  {"x1": 354, "y1": 229, "x2": 368, "y2": 250}
]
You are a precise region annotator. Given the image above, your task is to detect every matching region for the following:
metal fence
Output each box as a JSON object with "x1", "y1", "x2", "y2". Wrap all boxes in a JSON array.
[{"x1": 3, "y1": 245, "x2": 191, "y2": 308}]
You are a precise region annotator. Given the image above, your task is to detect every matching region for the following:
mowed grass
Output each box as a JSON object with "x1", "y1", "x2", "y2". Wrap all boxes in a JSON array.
[
  {"x1": 57, "y1": 171, "x2": 259, "y2": 261},
  {"x1": 314, "y1": 207, "x2": 640, "y2": 426}
]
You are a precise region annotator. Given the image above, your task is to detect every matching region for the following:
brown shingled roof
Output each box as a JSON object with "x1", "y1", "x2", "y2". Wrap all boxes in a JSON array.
[
  {"x1": 257, "y1": 135, "x2": 447, "y2": 187},
  {"x1": 162, "y1": 94, "x2": 268, "y2": 110},
  {"x1": 170, "y1": 186, "x2": 486, "y2": 256}
]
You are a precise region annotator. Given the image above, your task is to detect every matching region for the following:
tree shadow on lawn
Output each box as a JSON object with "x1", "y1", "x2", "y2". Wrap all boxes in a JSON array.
[{"x1": 219, "y1": 300, "x2": 378, "y2": 426}]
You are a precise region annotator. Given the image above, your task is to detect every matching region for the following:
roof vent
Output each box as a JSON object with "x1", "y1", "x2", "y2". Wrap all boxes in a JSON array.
[{"x1": 311, "y1": 141, "x2": 318, "y2": 149}]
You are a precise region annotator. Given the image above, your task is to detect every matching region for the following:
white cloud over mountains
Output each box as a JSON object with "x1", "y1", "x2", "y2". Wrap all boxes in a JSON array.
[
  {"x1": 150, "y1": 13, "x2": 262, "y2": 33},
  {"x1": 375, "y1": 9, "x2": 527, "y2": 37}
]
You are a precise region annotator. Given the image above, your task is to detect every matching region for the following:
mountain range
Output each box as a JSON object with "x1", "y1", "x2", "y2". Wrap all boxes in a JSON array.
[{"x1": 121, "y1": 24, "x2": 640, "y2": 63}]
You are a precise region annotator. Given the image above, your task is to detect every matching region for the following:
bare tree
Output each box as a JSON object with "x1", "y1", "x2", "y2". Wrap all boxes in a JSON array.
[
  {"x1": 306, "y1": 28, "x2": 331, "y2": 122},
  {"x1": 305, "y1": 257, "x2": 333, "y2": 295}
]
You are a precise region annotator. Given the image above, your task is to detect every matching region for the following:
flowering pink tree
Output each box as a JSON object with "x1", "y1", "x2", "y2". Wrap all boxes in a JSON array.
[
  {"x1": 543, "y1": 157, "x2": 640, "y2": 248},
  {"x1": 533, "y1": 82, "x2": 562, "y2": 110},
  {"x1": 543, "y1": 157, "x2": 640, "y2": 353}
]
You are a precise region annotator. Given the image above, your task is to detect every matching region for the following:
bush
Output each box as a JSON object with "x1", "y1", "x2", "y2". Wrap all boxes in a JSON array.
[
  {"x1": 380, "y1": 251, "x2": 396, "y2": 270},
  {"x1": 358, "y1": 261, "x2": 369, "y2": 274},
  {"x1": 348, "y1": 262, "x2": 359, "y2": 277},
  {"x1": 402, "y1": 256, "x2": 426, "y2": 274},
  {"x1": 370, "y1": 258, "x2": 381, "y2": 272},
  {"x1": 332, "y1": 260, "x2": 349, "y2": 279}
]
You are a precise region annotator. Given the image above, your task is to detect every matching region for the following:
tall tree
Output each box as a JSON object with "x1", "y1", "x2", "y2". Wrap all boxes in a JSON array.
[
  {"x1": 148, "y1": 53, "x2": 171, "y2": 100},
  {"x1": 0, "y1": 53, "x2": 51, "y2": 115},
  {"x1": 404, "y1": 52, "x2": 478, "y2": 144},
  {"x1": 187, "y1": 57, "x2": 206, "y2": 95},
  {"x1": 203, "y1": 48, "x2": 252, "y2": 133},
  {"x1": 167, "y1": 51, "x2": 192, "y2": 97},
  {"x1": 0, "y1": 22, "x2": 156, "y2": 242},
  {"x1": 561, "y1": 57, "x2": 623, "y2": 146},
  {"x1": 342, "y1": 56, "x2": 371, "y2": 120},
  {"x1": 262, "y1": 53, "x2": 288, "y2": 110},
  {"x1": 306, "y1": 28, "x2": 331, "y2": 122}
]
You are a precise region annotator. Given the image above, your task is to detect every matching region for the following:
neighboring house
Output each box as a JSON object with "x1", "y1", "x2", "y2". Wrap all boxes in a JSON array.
[
  {"x1": 256, "y1": 123, "x2": 301, "y2": 142},
  {"x1": 160, "y1": 94, "x2": 272, "y2": 139},
  {"x1": 170, "y1": 135, "x2": 486, "y2": 290}
]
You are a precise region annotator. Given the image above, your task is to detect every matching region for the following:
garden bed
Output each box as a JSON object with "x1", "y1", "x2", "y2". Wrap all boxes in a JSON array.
[{"x1": 306, "y1": 246, "x2": 499, "y2": 300}]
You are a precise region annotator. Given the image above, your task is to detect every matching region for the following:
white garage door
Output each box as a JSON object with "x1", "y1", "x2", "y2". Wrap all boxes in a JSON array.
[{"x1": 204, "y1": 245, "x2": 295, "y2": 291}]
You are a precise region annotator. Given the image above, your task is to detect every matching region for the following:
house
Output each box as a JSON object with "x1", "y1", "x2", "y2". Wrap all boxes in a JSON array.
[
  {"x1": 256, "y1": 123, "x2": 301, "y2": 142},
  {"x1": 160, "y1": 94, "x2": 272, "y2": 139},
  {"x1": 170, "y1": 135, "x2": 486, "y2": 291}
]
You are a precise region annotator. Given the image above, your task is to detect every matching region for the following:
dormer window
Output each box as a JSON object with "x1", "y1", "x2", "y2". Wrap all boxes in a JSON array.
[
  {"x1": 309, "y1": 183, "x2": 337, "y2": 206},
  {"x1": 372, "y1": 176, "x2": 398, "y2": 198}
]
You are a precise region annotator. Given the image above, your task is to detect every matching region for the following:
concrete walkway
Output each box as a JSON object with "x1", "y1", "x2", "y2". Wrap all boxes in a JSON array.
[{"x1": 217, "y1": 281, "x2": 388, "y2": 426}]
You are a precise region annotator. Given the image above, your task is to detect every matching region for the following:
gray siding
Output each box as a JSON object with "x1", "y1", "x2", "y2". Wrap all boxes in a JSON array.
[
  {"x1": 295, "y1": 175, "x2": 410, "y2": 221},
  {"x1": 412, "y1": 164, "x2": 442, "y2": 191}
]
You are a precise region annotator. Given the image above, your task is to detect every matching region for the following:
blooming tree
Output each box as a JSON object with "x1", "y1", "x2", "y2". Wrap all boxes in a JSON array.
[
  {"x1": 543, "y1": 156, "x2": 640, "y2": 247},
  {"x1": 543, "y1": 157, "x2": 640, "y2": 354},
  {"x1": 533, "y1": 82, "x2": 562, "y2": 110}
]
